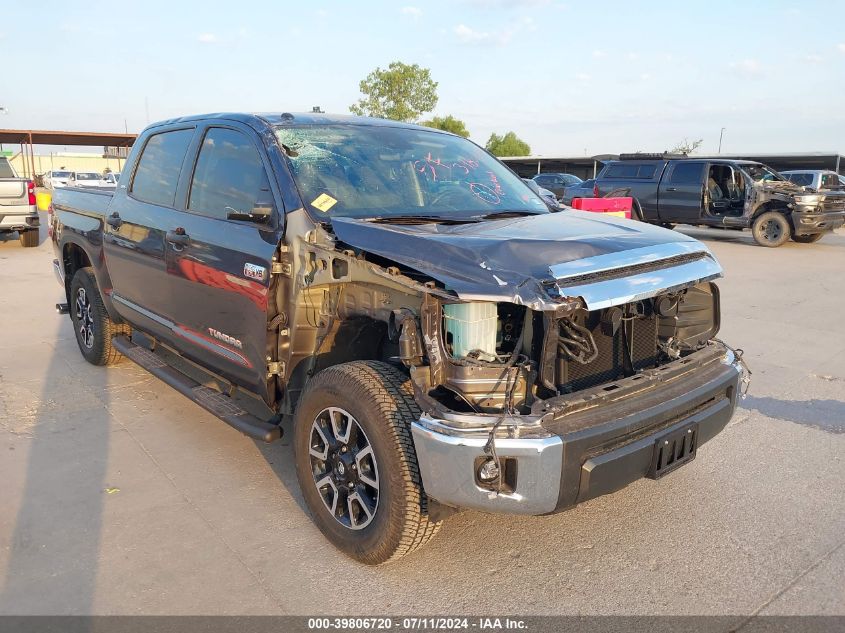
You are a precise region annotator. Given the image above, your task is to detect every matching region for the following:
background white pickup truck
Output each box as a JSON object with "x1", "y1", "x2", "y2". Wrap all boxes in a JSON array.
[{"x1": 0, "y1": 156, "x2": 39, "y2": 247}]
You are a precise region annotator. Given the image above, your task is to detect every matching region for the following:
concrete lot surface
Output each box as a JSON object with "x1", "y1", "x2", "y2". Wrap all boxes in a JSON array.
[{"x1": 0, "y1": 218, "x2": 843, "y2": 618}]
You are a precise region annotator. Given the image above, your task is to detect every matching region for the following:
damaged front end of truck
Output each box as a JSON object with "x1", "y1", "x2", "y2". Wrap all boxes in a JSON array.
[
  {"x1": 279, "y1": 208, "x2": 749, "y2": 517},
  {"x1": 272, "y1": 117, "x2": 749, "y2": 518}
]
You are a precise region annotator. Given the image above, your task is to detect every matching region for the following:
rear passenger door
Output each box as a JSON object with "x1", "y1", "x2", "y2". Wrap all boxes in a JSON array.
[
  {"x1": 104, "y1": 126, "x2": 197, "y2": 342},
  {"x1": 657, "y1": 161, "x2": 706, "y2": 222},
  {"x1": 163, "y1": 123, "x2": 283, "y2": 395}
]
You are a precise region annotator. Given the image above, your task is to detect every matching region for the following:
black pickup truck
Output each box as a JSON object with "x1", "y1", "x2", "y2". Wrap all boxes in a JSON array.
[
  {"x1": 594, "y1": 155, "x2": 845, "y2": 247},
  {"x1": 51, "y1": 113, "x2": 747, "y2": 564}
]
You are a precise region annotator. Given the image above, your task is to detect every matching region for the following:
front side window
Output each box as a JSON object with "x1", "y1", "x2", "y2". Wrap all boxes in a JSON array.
[
  {"x1": 188, "y1": 128, "x2": 271, "y2": 221},
  {"x1": 275, "y1": 124, "x2": 546, "y2": 220},
  {"x1": 131, "y1": 128, "x2": 194, "y2": 207}
]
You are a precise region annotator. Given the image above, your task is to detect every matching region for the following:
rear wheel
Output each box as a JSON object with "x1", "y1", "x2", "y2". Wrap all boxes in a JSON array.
[
  {"x1": 19, "y1": 229, "x2": 38, "y2": 247},
  {"x1": 791, "y1": 233, "x2": 824, "y2": 244},
  {"x1": 631, "y1": 199, "x2": 644, "y2": 221},
  {"x1": 293, "y1": 361, "x2": 441, "y2": 564},
  {"x1": 752, "y1": 212, "x2": 791, "y2": 247},
  {"x1": 69, "y1": 267, "x2": 129, "y2": 365}
]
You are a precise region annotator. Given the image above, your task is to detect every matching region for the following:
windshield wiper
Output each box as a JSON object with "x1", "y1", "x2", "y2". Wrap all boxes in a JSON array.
[
  {"x1": 481, "y1": 210, "x2": 545, "y2": 220},
  {"x1": 367, "y1": 215, "x2": 480, "y2": 225}
]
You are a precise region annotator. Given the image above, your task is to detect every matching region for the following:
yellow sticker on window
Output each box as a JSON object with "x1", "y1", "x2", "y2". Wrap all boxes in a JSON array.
[{"x1": 311, "y1": 193, "x2": 338, "y2": 212}]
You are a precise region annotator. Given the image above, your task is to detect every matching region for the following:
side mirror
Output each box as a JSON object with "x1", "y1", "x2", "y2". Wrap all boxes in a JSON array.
[{"x1": 225, "y1": 189, "x2": 275, "y2": 224}]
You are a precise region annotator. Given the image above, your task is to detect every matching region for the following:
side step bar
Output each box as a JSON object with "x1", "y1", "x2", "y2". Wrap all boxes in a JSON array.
[{"x1": 112, "y1": 336, "x2": 282, "y2": 443}]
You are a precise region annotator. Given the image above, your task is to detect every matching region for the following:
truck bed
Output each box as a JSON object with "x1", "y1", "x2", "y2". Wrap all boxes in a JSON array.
[{"x1": 52, "y1": 186, "x2": 114, "y2": 216}]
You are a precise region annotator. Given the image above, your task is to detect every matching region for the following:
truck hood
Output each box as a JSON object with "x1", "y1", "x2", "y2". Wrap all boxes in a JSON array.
[{"x1": 331, "y1": 211, "x2": 723, "y2": 310}]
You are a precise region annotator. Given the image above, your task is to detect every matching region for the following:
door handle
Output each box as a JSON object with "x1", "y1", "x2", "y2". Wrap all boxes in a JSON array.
[
  {"x1": 666, "y1": 187, "x2": 678, "y2": 192},
  {"x1": 166, "y1": 228, "x2": 190, "y2": 246},
  {"x1": 105, "y1": 212, "x2": 122, "y2": 228}
]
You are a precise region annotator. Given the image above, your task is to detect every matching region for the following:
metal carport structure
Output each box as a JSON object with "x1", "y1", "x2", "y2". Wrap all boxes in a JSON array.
[{"x1": 0, "y1": 129, "x2": 137, "y2": 179}]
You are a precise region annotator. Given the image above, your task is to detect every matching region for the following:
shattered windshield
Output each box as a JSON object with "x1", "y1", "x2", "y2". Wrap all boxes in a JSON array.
[
  {"x1": 274, "y1": 124, "x2": 547, "y2": 220},
  {"x1": 743, "y1": 163, "x2": 785, "y2": 182}
]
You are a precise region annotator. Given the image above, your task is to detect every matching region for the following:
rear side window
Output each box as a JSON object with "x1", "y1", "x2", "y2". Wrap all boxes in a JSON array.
[
  {"x1": 131, "y1": 128, "x2": 194, "y2": 207},
  {"x1": 669, "y1": 162, "x2": 705, "y2": 185},
  {"x1": 821, "y1": 173, "x2": 838, "y2": 188},
  {"x1": 605, "y1": 163, "x2": 656, "y2": 179},
  {"x1": 188, "y1": 127, "x2": 271, "y2": 221}
]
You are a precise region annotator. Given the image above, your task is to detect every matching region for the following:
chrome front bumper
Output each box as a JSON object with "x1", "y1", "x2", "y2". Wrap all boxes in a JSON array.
[
  {"x1": 411, "y1": 419, "x2": 564, "y2": 514},
  {"x1": 412, "y1": 346, "x2": 744, "y2": 516}
]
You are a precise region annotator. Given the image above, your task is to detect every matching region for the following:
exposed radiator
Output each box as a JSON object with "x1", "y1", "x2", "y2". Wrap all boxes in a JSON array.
[{"x1": 557, "y1": 313, "x2": 658, "y2": 392}]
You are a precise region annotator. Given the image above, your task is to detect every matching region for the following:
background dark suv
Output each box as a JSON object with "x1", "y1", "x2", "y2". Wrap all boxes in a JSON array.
[{"x1": 532, "y1": 172, "x2": 582, "y2": 199}]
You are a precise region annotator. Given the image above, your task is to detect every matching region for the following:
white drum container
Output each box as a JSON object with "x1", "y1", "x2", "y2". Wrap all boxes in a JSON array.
[{"x1": 443, "y1": 303, "x2": 498, "y2": 358}]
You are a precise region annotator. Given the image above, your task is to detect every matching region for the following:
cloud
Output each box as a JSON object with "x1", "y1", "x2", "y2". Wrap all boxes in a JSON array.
[
  {"x1": 838, "y1": 43, "x2": 845, "y2": 53},
  {"x1": 401, "y1": 6, "x2": 423, "y2": 19},
  {"x1": 804, "y1": 54, "x2": 823, "y2": 63},
  {"x1": 454, "y1": 23, "x2": 512, "y2": 46},
  {"x1": 197, "y1": 33, "x2": 218, "y2": 44},
  {"x1": 592, "y1": 50, "x2": 607, "y2": 59},
  {"x1": 575, "y1": 72, "x2": 591, "y2": 81},
  {"x1": 729, "y1": 58, "x2": 762, "y2": 76}
]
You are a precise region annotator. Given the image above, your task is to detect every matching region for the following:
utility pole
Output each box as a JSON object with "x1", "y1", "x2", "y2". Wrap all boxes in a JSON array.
[{"x1": 718, "y1": 127, "x2": 726, "y2": 154}]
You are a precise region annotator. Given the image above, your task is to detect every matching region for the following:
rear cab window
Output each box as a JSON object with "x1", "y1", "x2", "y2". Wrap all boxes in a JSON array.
[
  {"x1": 0, "y1": 158, "x2": 17, "y2": 179},
  {"x1": 130, "y1": 128, "x2": 195, "y2": 207},
  {"x1": 786, "y1": 173, "x2": 813, "y2": 186}
]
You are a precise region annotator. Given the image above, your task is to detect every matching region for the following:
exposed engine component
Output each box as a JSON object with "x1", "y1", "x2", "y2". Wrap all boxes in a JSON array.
[
  {"x1": 443, "y1": 302, "x2": 498, "y2": 359},
  {"x1": 558, "y1": 317, "x2": 599, "y2": 365}
]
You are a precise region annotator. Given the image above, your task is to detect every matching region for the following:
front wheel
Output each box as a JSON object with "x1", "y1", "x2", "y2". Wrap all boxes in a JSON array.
[
  {"x1": 293, "y1": 361, "x2": 441, "y2": 564},
  {"x1": 752, "y1": 211, "x2": 791, "y2": 247},
  {"x1": 69, "y1": 267, "x2": 129, "y2": 365},
  {"x1": 791, "y1": 232, "x2": 824, "y2": 244}
]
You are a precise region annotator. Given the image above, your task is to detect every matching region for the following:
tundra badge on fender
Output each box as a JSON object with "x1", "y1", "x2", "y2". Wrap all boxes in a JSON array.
[
  {"x1": 243, "y1": 262, "x2": 266, "y2": 281},
  {"x1": 207, "y1": 328, "x2": 243, "y2": 349}
]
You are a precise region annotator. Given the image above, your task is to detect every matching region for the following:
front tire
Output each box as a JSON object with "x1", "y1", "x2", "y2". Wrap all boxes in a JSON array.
[
  {"x1": 752, "y1": 211, "x2": 791, "y2": 247},
  {"x1": 791, "y1": 232, "x2": 824, "y2": 244},
  {"x1": 293, "y1": 361, "x2": 441, "y2": 564},
  {"x1": 69, "y1": 267, "x2": 129, "y2": 365},
  {"x1": 19, "y1": 229, "x2": 39, "y2": 247}
]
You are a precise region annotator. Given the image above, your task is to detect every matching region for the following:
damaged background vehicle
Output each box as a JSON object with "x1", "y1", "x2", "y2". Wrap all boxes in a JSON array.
[
  {"x1": 50, "y1": 113, "x2": 749, "y2": 564},
  {"x1": 594, "y1": 155, "x2": 845, "y2": 246}
]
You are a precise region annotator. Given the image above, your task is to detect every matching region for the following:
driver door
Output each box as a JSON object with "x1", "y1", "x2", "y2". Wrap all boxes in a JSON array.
[{"x1": 163, "y1": 123, "x2": 285, "y2": 396}]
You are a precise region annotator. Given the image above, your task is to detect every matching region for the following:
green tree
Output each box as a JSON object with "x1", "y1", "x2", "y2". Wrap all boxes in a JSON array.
[
  {"x1": 670, "y1": 138, "x2": 703, "y2": 154},
  {"x1": 420, "y1": 115, "x2": 470, "y2": 138},
  {"x1": 485, "y1": 131, "x2": 531, "y2": 157},
  {"x1": 349, "y1": 61, "x2": 438, "y2": 122}
]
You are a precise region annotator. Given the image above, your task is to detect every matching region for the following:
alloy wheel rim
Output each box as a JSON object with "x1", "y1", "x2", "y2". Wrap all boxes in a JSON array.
[
  {"x1": 309, "y1": 407, "x2": 379, "y2": 530},
  {"x1": 763, "y1": 219, "x2": 782, "y2": 242},
  {"x1": 75, "y1": 287, "x2": 95, "y2": 349}
]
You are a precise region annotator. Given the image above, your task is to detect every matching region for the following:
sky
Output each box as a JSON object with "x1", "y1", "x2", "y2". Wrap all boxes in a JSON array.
[{"x1": 2, "y1": 0, "x2": 844, "y2": 157}]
